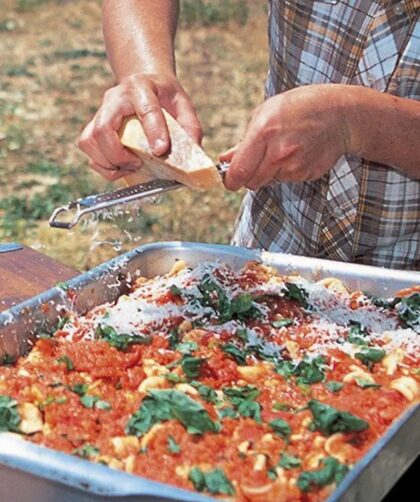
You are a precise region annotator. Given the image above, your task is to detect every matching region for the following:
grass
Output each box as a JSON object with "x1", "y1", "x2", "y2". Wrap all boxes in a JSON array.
[{"x1": 0, "y1": 0, "x2": 267, "y2": 270}]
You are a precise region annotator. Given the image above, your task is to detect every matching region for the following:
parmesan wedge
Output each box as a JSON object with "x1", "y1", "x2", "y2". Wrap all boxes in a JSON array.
[{"x1": 119, "y1": 112, "x2": 221, "y2": 190}]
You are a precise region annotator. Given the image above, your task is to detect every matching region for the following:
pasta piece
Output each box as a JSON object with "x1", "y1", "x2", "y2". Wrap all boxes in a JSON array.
[
  {"x1": 19, "y1": 403, "x2": 43, "y2": 434},
  {"x1": 382, "y1": 349, "x2": 404, "y2": 376},
  {"x1": 390, "y1": 377, "x2": 419, "y2": 401},
  {"x1": 317, "y1": 277, "x2": 349, "y2": 294}
]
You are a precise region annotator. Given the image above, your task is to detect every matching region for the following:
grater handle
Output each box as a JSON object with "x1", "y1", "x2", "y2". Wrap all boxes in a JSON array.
[{"x1": 49, "y1": 162, "x2": 229, "y2": 230}]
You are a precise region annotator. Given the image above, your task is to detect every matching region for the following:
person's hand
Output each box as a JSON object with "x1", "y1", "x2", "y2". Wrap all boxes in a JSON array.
[
  {"x1": 221, "y1": 84, "x2": 357, "y2": 191},
  {"x1": 78, "y1": 73, "x2": 202, "y2": 181}
]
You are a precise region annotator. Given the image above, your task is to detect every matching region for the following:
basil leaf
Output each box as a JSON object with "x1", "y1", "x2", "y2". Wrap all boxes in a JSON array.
[
  {"x1": 217, "y1": 407, "x2": 238, "y2": 419},
  {"x1": 397, "y1": 293, "x2": 420, "y2": 332},
  {"x1": 56, "y1": 355, "x2": 74, "y2": 371},
  {"x1": 181, "y1": 356, "x2": 204, "y2": 379},
  {"x1": 189, "y1": 467, "x2": 235, "y2": 496},
  {"x1": 126, "y1": 390, "x2": 220, "y2": 437},
  {"x1": 2, "y1": 353, "x2": 15, "y2": 365},
  {"x1": 282, "y1": 283, "x2": 309, "y2": 309},
  {"x1": 170, "y1": 285, "x2": 182, "y2": 297},
  {"x1": 73, "y1": 444, "x2": 99, "y2": 459},
  {"x1": 272, "y1": 402, "x2": 295, "y2": 412},
  {"x1": 275, "y1": 360, "x2": 295, "y2": 379},
  {"x1": 176, "y1": 341, "x2": 198, "y2": 355},
  {"x1": 237, "y1": 399, "x2": 261, "y2": 422},
  {"x1": 325, "y1": 381, "x2": 343, "y2": 393},
  {"x1": 369, "y1": 295, "x2": 400, "y2": 309},
  {"x1": 167, "y1": 435, "x2": 181, "y2": 454},
  {"x1": 96, "y1": 325, "x2": 151, "y2": 351},
  {"x1": 297, "y1": 457, "x2": 349, "y2": 493},
  {"x1": 80, "y1": 395, "x2": 111, "y2": 410},
  {"x1": 294, "y1": 355, "x2": 326, "y2": 384},
  {"x1": 354, "y1": 376, "x2": 381, "y2": 390},
  {"x1": 165, "y1": 373, "x2": 185, "y2": 384},
  {"x1": 223, "y1": 385, "x2": 260, "y2": 404},
  {"x1": 348, "y1": 321, "x2": 370, "y2": 345},
  {"x1": 168, "y1": 328, "x2": 180, "y2": 349},
  {"x1": 279, "y1": 452, "x2": 301, "y2": 469},
  {"x1": 308, "y1": 400, "x2": 369, "y2": 436},
  {"x1": 269, "y1": 418, "x2": 291, "y2": 440},
  {"x1": 355, "y1": 348, "x2": 386, "y2": 370},
  {"x1": 190, "y1": 382, "x2": 219, "y2": 404},
  {"x1": 272, "y1": 318, "x2": 294, "y2": 328},
  {"x1": 221, "y1": 343, "x2": 247, "y2": 365},
  {"x1": 71, "y1": 383, "x2": 89, "y2": 396},
  {"x1": 0, "y1": 395, "x2": 21, "y2": 432}
]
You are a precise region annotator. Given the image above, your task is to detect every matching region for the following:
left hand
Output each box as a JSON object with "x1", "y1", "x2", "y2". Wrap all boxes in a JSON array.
[{"x1": 221, "y1": 84, "x2": 355, "y2": 191}]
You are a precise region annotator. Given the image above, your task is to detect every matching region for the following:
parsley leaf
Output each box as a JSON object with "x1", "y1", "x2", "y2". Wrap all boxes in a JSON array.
[
  {"x1": 181, "y1": 356, "x2": 205, "y2": 379},
  {"x1": 167, "y1": 435, "x2": 181, "y2": 454},
  {"x1": 269, "y1": 418, "x2": 291, "y2": 440},
  {"x1": 297, "y1": 457, "x2": 349, "y2": 493},
  {"x1": 96, "y1": 325, "x2": 151, "y2": 351},
  {"x1": 80, "y1": 395, "x2": 111, "y2": 410},
  {"x1": 221, "y1": 343, "x2": 247, "y2": 365},
  {"x1": 190, "y1": 382, "x2": 219, "y2": 404},
  {"x1": 272, "y1": 318, "x2": 294, "y2": 328},
  {"x1": 0, "y1": 395, "x2": 20, "y2": 432},
  {"x1": 282, "y1": 283, "x2": 309, "y2": 309},
  {"x1": 397, "y1": 293, "x2": 420, "y2": 332},
  {"x1": 355, "y1": 348, "x2": 386, "y2": 370},
  {"x1": 308, "y1": 399, "x2": 369, "y2": 436},
  {"x1": 73, "y1": 444, "x2": 99, "y2": 459},
  {"x1": 279, "y1": 452, "x2": 301, "y2": 469},
  {"x1": 71, "y1": 383, "x2": 89, "y2": 396},
  {"x1": 325, "y1": 381, "x2": 344, "y2": 393},
  {"x1": 56, "y1": 355, "x2": 74, "y2": 371},
  {"x1": 189, "y1": 467, "x2": 235, "y2": 496},
  {"x1": 126, "y1": 390, "x2": 220, "y2": 437}
]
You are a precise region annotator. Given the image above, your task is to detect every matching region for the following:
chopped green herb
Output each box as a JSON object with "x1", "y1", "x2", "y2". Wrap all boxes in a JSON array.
[
  {"x1": 325, "y1": 381, "x2": 344, "y2": 393},
  {"x1": 165, "y1": 373, "x2": 185, "y2": 384},
  {"x1": 56, "y1": 316, "x2": 69, "y2": 330},
  {"x1": 272, "y1": 402, "x2": 295, "y2": 412},
  {"x1": 175, "y1": 341, "x2": 198, "y2": 355},
  {"x1": 348, "y1": 321, "x2": 370, "y2": 345},
  {"x1": 297, "y1": 456, "x2": 349, "y2": 493},
  {"x1": 191, "y1": 382, "x2": 219, "y2": 404},
  {"x1": 2, "y1": 353, "x2": 16, "y2": 366},
  {"x1": 188, "y1": 467, "x2": 235, "y2": 496},
  {"x1": 221, "y1": 343, "x2": 247, "y2": 365},
  {"x1": 96, "y1": 325, "x2": 151, "y2": 351},
  {"x1": 236, "y1": 327, "x2": 249, "y2": 341},
  {"x1": 223, "y1": 385, "x2": 261, "y2": 422},
  {"x1": 282, "y1": 283, "x2": 309, "y2": 309},
  {"x1": 80, "y1": 395, "x2": 111, "y2": 410},
  {"x1": 167, "y1": 435, "x2": 181, "y2": 454},
  {"x1": 56, "y1": 355, "x2": 74, "y2": 371},
  {"x1": 272, "y1": 318, "x2": 294, "y2": 328},
  {"x1": 126, "y1": 390, "x2": 220, "y2": 437},
  {"x1": 73, "y1": 444, "x2": 99, "y2": 459},
  {"x1": 397, "y1": 293, "x2": 420, "y2": 332},
  {"x1": 308, "y1": 399, "x2": 369, "y2": 436},
  {"x1": 56, "y1": 281, "x2": 69, "y2": 291},
  {"x1": 355, "y1": 348, "x2": 386, "y2": 370},
  {"x1": 217, "y1": 407, "x2": 238, "y2": 419},
  {"x1": 181, "y1": 356, "x2": 204, "y2": 379},
  {"x1": 168, "y1": 328, "x2": 180, "y2": 349},
  {"x1": 276, "y1": 355, "x2": 326, "y2": 385},
  {"x1": 170, "y1": 285, "x2": 183, "y2": 297},
  {"x1": 279, "y1": 452, "x2": 301, "y2": 469},
  {"x1": 369, "y1": 295, "x2": 400, "y2": 309},
  {"x1": 0, "y1": 395, "x2": 21, "y2": 432},
  {"x1": 71, "y1": 383, "x2": 89, "y2": 396},
  {"x1": 269, "y1": 418, "x2": 291, "y2": 440}
]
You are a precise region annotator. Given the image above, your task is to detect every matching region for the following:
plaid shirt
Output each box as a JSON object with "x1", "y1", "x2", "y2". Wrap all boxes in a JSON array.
[{"x1": 234, "y1": 0, "x2": 420, "y2": 270}]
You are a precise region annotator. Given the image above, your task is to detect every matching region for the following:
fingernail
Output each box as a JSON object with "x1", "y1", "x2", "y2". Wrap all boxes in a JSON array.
[{"x1": 154, "y1": 138, "x2": 167, "y2": 155}]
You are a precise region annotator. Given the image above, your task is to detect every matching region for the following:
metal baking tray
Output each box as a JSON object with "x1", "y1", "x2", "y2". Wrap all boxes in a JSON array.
[{"x1": 0, "y1": 241, "x2": 418, "y2": 502}]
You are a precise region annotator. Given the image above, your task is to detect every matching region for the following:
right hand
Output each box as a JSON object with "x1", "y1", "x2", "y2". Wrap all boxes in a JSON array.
[{"x1": 78, "y1": 73, "x2": 203, "y2": 181}]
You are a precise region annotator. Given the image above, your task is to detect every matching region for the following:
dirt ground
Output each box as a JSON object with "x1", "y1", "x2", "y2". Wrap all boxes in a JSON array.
[{"x1": 0, "y1": 0, "x2": 268, "y2": 270}]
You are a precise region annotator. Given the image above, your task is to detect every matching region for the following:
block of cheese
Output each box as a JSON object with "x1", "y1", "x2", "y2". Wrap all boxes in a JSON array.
[{"x1": 119, "y1": 111, "x2": 221, "y2": 190}]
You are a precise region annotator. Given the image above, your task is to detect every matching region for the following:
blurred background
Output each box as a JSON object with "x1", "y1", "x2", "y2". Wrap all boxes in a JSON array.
[{"x1": 0, "y1": 0, "x2": 267, "y2": 270}]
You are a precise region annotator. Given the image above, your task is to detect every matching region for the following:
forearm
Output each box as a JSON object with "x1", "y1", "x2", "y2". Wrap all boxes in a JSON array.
[
  {"x1": 103, "y1": 0, "x2": 179, "y2": 80},
  {"x1": 345, "y1": 87, "x2": 420, "y2": 179}
]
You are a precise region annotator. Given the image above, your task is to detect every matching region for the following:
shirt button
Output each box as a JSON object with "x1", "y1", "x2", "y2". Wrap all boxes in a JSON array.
[{"x1": 393, "y1": 1, "x2": 405, "y2": 15}]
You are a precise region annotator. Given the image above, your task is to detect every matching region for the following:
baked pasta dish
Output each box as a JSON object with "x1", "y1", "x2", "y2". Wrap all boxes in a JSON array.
[{"x1": 0, "y1": 261, "x2": 419, "y2": 501}]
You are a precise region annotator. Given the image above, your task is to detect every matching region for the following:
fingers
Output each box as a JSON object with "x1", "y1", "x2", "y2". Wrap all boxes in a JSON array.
[
  {"x1": 88, "y1": 161, "x2": 126, "y2": 182},
  {"x1": 219, "y1": 145, "x2": 238, "y2": 163},
  {"x1": 224, "y1": 136, "x2": 266, "y2": 191},
  {"x1": 172, "y1": 93, "x2": 203, "y2": 145},
  {"x1": 129, "y1": 80, "x2": 171, "y2": 156}
]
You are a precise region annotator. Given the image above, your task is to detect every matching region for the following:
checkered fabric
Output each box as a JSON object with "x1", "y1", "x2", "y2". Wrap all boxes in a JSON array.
[{"x1": 233, "y1": 0, "x2": 420, "y2": 270}]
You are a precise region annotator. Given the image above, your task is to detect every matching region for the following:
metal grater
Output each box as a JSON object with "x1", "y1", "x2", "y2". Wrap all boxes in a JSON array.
[{"x1": 49, "y1": 162, "x2": 229, "y2": 229}]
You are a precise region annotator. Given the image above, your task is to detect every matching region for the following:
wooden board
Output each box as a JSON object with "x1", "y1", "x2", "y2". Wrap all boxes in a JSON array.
[{"x1": 0, "y1": 245, "x2": 78, "y2": 312}]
